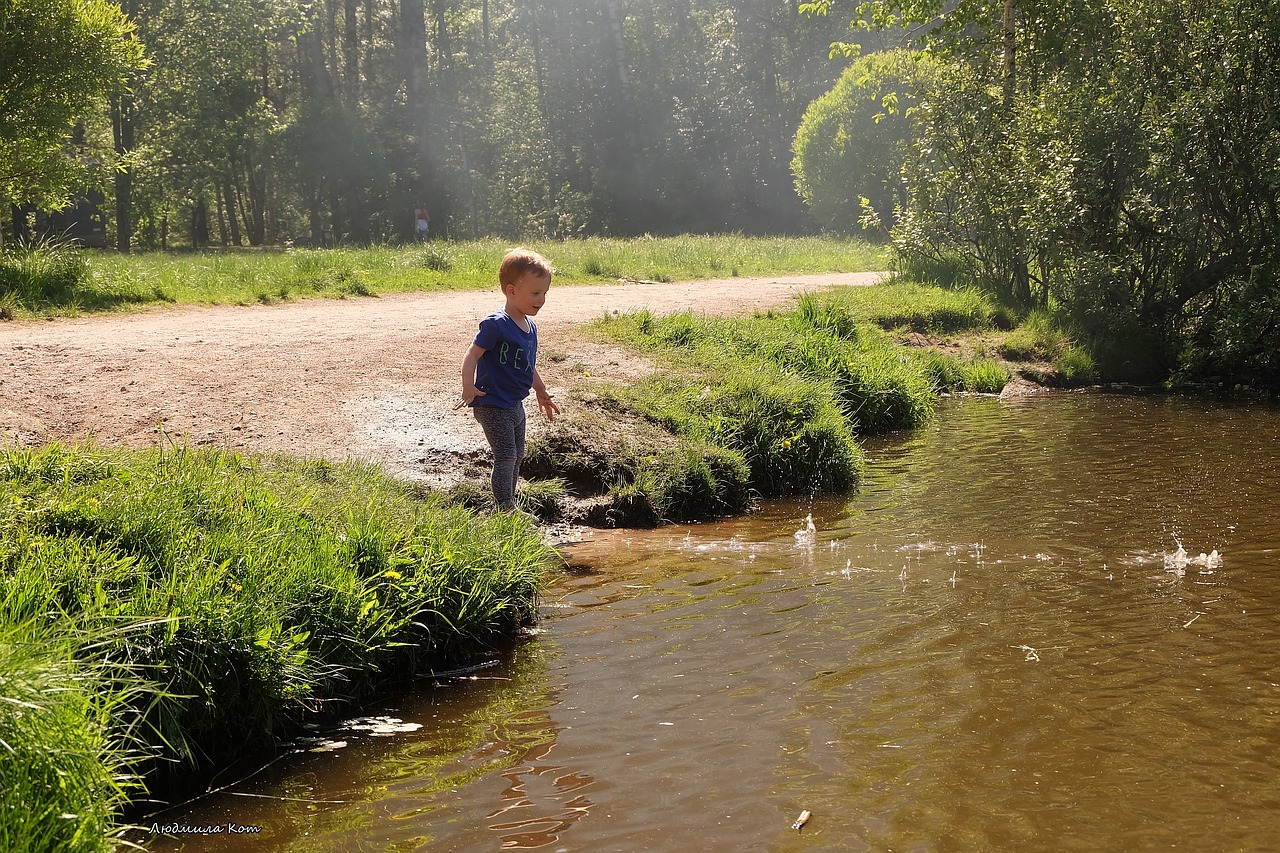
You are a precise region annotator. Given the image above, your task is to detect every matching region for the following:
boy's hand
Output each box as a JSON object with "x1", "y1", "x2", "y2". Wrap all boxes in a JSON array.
[
  {"x1": 455, "y1": 385, "x2": 485, "y2": 410},
  {"x1": 536, "y1": 390, "x2": 560, "y2": 422}
]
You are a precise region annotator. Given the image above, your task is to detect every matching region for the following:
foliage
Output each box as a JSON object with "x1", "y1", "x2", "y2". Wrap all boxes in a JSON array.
[
  {"x1": 0, "y1": 0, "x2": 146, "y2": 212},
  {"x1": 8, "y1": 1, "x2": 880, "y2": 248},
  {"x1": 804, "y1": 0, "x2": 1280, "y2": 390},
  {"x1": 792, "y1": 48, "x2": 935, "y2": 233}
]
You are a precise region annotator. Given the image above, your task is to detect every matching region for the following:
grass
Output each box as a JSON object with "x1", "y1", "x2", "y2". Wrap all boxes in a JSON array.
[
  {"x1": 819, "y1": 279, "x2": 1012, "y2": 333},
  {"x1": 0, "y1": 443, "x2": 554, "y2": 845},
  {"x1": 536, "y1": 280, "x2": 1022, "y2": 523},
  {"x1": 524, "y1": 398, "x2": 755, "y2": 525},
  {"x1": 595, "y1": 293, "x2": 947, "y2": 436},
  {"x1": 0, "y1": 620, "x2": 154, "y2": 853},
  {"x1": 1, "y1": 235, "x2": 886, "y2": 319},
  {"x1": 996, "y1": 308, "x2": 1097, "y2": 385}
]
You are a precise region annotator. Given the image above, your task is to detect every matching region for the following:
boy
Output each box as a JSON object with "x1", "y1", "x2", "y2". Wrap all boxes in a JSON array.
[{"x1": 458, "y1": 248, "x2": 560, "y2": 510}]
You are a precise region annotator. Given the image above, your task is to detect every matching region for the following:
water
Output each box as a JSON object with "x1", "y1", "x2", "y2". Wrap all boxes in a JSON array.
[{"x1": 139, "y1": 393, "x2": 1280, "y2": 851}]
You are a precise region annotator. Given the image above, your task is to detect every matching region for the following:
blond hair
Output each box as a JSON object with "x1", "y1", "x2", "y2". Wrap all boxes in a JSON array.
[{"x1": 498, "y1": 248, "x2": 554, "y2": 289}]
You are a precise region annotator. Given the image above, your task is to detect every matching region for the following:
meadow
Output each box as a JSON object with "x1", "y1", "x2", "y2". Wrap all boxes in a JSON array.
[{"x1": 0, "y1": 235, "x2": 887, "y2": 318}]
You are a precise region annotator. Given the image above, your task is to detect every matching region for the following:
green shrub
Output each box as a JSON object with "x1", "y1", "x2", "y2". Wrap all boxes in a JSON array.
[{"x1": 792, "y1": 49, "x2": 937, "y2": 234}]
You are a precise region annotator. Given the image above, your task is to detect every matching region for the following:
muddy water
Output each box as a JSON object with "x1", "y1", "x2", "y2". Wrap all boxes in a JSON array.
[{"x1": 142, "y1": 393, "x2": 1280, "y2": 851}]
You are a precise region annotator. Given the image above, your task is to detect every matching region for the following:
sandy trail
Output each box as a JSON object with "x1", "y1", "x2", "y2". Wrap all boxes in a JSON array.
[{"x1": 0, "y1": 272, "x2": 882, "y2": 482}]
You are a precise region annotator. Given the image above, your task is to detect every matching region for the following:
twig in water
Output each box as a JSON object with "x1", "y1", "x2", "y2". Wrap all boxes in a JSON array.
[
  {"x1": 417, "y1": 659, "x2": 501, "y2": 679},
  {"x1": 229, "y1": 791, "x2": 350, "y2": 804},
  {"x1": 1183, "y1": 613, "x2": 1202, "y2": 628}
]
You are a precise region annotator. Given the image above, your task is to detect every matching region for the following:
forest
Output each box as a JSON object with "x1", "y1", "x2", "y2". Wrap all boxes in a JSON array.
[
  {"x1": 3, "y1": 0, "x2": 1279, "y2": 386},
  {"x1": 4, "y1": 0, "x2": 888, "y2": 248}
]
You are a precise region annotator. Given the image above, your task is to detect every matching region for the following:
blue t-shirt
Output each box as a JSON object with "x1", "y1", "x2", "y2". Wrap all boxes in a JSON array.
[{"x1": 471, "y1": 311, "x2": 537, "y2": 408}]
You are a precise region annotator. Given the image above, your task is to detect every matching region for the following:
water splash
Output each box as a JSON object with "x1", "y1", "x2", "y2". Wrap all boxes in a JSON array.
[
  {"x1": 1165, "y1": 540, "x2": 1223, "y2": 577},
  {"x1": 794, "y1": 513, "x2": 817, "y2": 546}
]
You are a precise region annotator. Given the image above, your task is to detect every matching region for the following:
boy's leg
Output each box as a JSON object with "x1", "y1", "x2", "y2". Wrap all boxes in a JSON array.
[
  {"x1": 473, "y1": 404, "x2": 521, "y2": 510},
  {"x1": 512, "y1": 403, "x2": 527, "y2": 488}
]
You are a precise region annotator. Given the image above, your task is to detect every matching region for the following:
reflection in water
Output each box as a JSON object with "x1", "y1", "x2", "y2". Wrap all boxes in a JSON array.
[
  {"x1": 143, "y1": 393, "x2": 1280, "y2": 851},
  {"x1": 484, "y1": 705, "x2": 594, "y2": 848}
]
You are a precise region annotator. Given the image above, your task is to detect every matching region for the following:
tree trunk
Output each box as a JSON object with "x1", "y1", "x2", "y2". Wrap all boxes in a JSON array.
[
  {"x1": 191, "y1": 197, "x2": 209, "y2": 248},
  {"x1": 433, "y1": 0, "x2": 453, "y2": 72},
  {"x1": 1003, "y1": 0, "x2": 1017, "y2": 104},
  {"x1": 111, "y1": 94, "x2": 135, "y2": 253},
  {"x1": 247, "y1": 161, "x2": 267, "y2": 246},
  {"x1": 223, "y1": 182, "x2": 242, "y2": 246},
  {"x1": 401, "y1": 0, "x2": 432, "y2": 201},
  {"x1": 343, "y1": 0, "x2": 360, "y2": 104},
  {"x1": 214, "y1": 190, "x2": 228, "y2": 246}
]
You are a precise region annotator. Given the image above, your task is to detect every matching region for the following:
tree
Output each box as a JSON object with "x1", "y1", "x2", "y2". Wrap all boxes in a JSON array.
[
  {"x1": 791, "y1": 48, "x2": 932, "y2": 234},
  {"x1": 803, "y1": 0, "x2": 1280, "y2": 385},
  {"x1": 0, "y1": 0, "x2": 146, "y2": 232}
]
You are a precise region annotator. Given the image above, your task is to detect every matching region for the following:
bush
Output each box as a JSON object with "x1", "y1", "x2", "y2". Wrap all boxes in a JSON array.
[{"x1": 792, "y1": 49, "x2": 938, "y2": 234}]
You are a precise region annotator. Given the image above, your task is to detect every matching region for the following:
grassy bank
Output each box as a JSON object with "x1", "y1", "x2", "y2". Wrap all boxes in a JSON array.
[
  {"x1": 0, "y1": 235, "x2": 885, "y2": 318},
  {"x1": 0, "y1": 444, "x2": 553, "y2": 850},
  {"x1": 524, "y1": 282, "x2": 1012, "y2": 525}
]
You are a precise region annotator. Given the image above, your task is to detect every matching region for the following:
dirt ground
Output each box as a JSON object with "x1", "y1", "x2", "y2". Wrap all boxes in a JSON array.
[{"x1": 0, "y1": 272, "x2": 883, "y2": 486}]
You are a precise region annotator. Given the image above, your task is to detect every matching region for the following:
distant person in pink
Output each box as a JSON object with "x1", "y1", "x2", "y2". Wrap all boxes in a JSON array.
[{"x1": 414, "y1": 205, "x2": 429, "y2": 242}]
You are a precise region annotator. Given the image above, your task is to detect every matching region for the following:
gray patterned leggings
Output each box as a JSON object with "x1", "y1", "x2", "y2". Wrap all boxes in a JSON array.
[{"x1": 472, "y1": 403, "x2": 526, "y2": 510}]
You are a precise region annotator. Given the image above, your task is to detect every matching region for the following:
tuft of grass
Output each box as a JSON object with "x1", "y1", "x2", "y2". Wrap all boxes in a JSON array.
[
  {"x1": 517, "y1": 478, "x2": 568, "y2": 521},
  {"x1": 524, "y1": 400, "x2": 754, "y2": 524},
  {"x1": 0, "y1": 237, "x2": 155, "y2": 316},
  {"x1": 0, "y1": 620, "x2": 157, "y2": 853},
  {"x1": 912, "y1": 350, "x2": 1011, "y2": 394},
  {"x1": 1054, "y1": 346, "x2": 1096, "y2": 385},
  {"x1": 997, "y1": 310, "x2": 1069, "y2": 361},
  {"x1": 626, "y1": 369, "x2": 864, "y2": 497}
]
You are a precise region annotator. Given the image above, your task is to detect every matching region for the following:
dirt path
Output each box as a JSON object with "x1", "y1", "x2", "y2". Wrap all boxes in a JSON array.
[{"x1": 0, "y1": 272, "x2": 882, "y2": 484}]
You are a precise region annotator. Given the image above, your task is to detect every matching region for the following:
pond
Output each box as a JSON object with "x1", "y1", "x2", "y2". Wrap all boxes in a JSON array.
[{"x1": 140, "y1": 392, "x2": 1280, "y2": 851}]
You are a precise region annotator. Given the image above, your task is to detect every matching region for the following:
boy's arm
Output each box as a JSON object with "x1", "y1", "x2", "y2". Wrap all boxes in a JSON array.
[
  {"x1": 532, "y1": 367, "x2": 560, "y2": 421},
  {"x1": 458, "y1": 343, "x2": 486, "y2": 408}
]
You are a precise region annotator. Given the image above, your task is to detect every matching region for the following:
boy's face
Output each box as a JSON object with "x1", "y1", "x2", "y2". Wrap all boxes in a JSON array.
[{"x1": 504, "y1": 271, "x2": 551, "y2": 319}]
